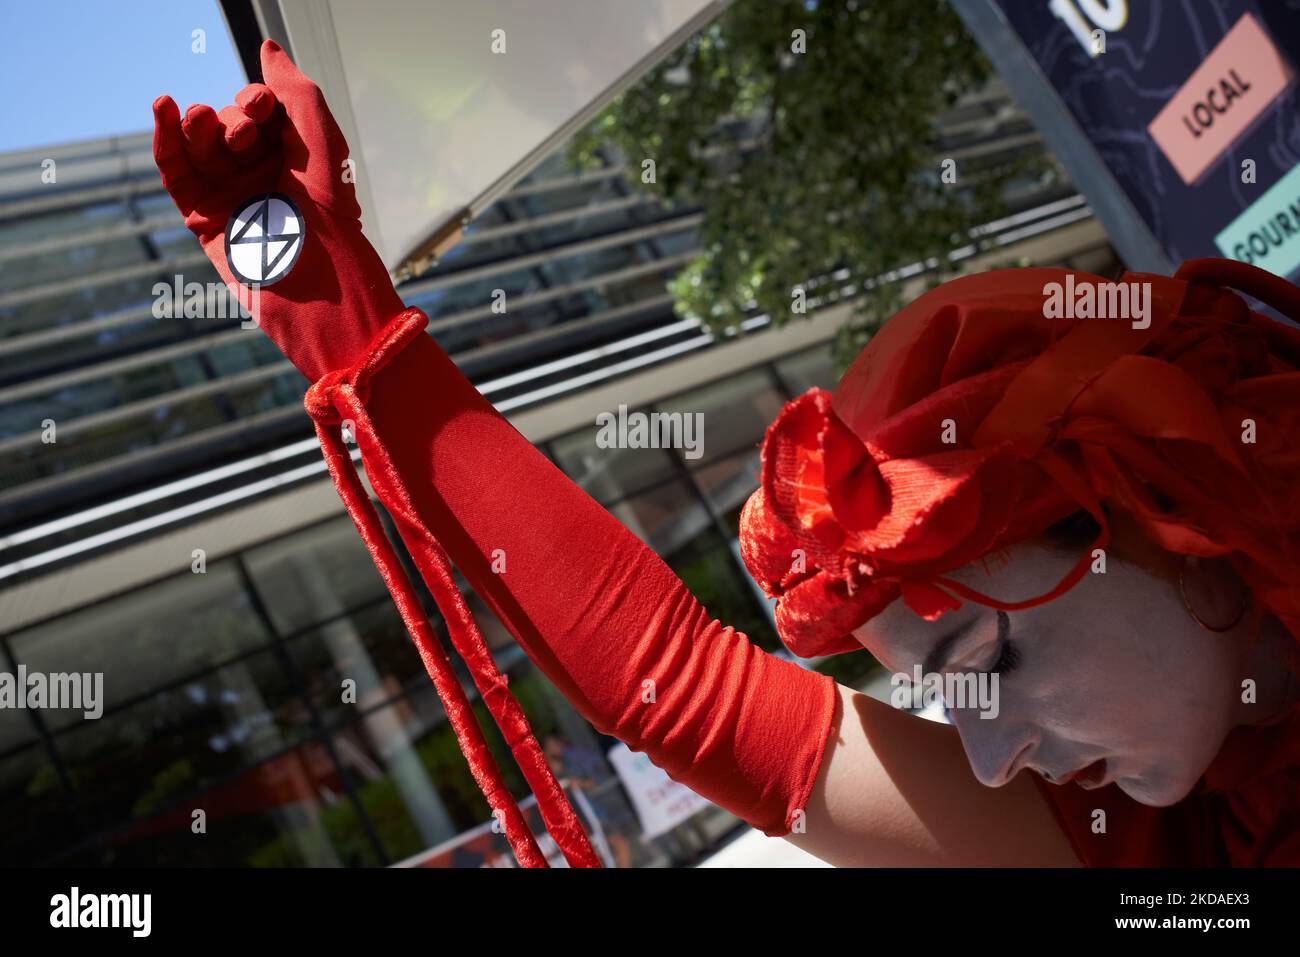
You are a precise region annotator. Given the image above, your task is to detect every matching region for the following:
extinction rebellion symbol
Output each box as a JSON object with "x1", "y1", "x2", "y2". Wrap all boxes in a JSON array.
[{"x1": 224, "y1": 193, "x2": 304, "y2": 286}]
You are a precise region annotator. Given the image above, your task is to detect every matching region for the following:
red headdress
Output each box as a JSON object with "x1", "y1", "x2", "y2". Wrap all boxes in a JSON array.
[{"x1": 739, "y1": 259, "x2": 1300, "y2": 659}]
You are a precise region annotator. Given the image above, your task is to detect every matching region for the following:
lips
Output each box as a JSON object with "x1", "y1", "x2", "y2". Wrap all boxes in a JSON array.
[
  {"x1": 1073, "y1": 758, "x2": 1109, "y2": 789},
  {"x1": 1044, "y1": 758, "x2": 1108, "y2": 788}
]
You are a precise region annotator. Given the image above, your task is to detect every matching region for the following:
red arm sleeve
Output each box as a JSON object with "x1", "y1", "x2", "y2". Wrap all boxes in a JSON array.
[
  {"x1": 152, "y1": 38, "x2": 837, "y2": 863},
  {"x1": 363, "y1": 332, "x2": 839, "y2": 837}
]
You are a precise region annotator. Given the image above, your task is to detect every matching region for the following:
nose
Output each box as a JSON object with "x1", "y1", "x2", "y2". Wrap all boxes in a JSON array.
[{"x1": 949, "y1": 709, "x2": 1039, "y2": 788}]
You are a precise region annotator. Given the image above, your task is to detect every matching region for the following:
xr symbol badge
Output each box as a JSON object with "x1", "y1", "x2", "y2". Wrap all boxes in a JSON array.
[{"x1": 224, "y1": 193, "x2": 304, "y2": 286}]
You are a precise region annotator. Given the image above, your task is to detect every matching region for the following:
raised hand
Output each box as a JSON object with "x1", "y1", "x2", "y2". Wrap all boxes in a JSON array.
[{"x1": 152, "y1": 39, "x2": 403, "y2": 381}]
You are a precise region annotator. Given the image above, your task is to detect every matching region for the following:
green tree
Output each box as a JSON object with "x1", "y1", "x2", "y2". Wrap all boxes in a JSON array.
[{"x1": 568, "y1": 0, "x2": 1043, "y2": 368}]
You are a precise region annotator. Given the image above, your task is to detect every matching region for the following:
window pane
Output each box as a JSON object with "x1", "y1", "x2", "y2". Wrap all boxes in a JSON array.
[
  {"x1": 0, "y1": 743, "x2": 79, "y2": 865},
  {"x1": 776, "y1": 344, "x2": 836, "y2": 394},
  {"x1": 51, "y1": 644, "x2": 310, "y2": 830},
  {"x1": 692, "y1": 448, "x2": 761, "y2": 533},
  {"x1": 288, "y1": 600, "x2": 427, "y2": 729},
  {"x1": 331, "y1": 687, "x2": 497, "y2": 863},
  {"x1": 656, "y1": 368, "x2": 785, "y2": 466},
  {"x1": 0, "y1": 694, "x2": 36, "y2": 753},
  {"x1": 0, "y1": 201, "x2": 123, "y2": 246},
  {"x1": 0, "y1": 235, "x2": 151, "y2": 296},
  {"x1": 551, "y1": 419, "x2": 677, "y2": 505},
  {"x1": 70, "y1": 739, "x2": 381, "y2": 867},
  {"x1": 244, "y1": 518, "x2": 391, "y2": 636},
  {"x1": 11, "y1": 561, "x2": 273, "y2": 732}
]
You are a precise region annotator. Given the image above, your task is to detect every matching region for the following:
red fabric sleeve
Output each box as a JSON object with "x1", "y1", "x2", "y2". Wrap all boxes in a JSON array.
[
  {"x1": 151, "y1": 38, "x2": 837, "y2": 845},
  {"x1": 363, "y1": 333, "x2": 840, "y2": 837}
]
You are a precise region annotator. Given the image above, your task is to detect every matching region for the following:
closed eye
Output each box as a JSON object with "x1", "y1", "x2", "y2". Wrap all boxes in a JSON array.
[
  {"x1": 990, "y1": 638, "x2": 1021, "y2": 675},
  {"x1": 987, "y1": 610, "x2": 1020, "y2": 675}
]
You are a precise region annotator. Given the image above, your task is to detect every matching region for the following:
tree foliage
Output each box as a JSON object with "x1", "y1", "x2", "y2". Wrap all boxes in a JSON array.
[{"x1": 567, "y1": 0, "x2": 1042, "y2": 368}]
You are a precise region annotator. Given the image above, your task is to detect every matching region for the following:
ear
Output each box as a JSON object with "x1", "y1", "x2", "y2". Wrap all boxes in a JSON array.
[
  {"x1": 1105, "y1": 507, "x2": 1182, "y2": 585},
  {"x1": 1180, "y1": 555, "x2": 1249, "y2": 633}
]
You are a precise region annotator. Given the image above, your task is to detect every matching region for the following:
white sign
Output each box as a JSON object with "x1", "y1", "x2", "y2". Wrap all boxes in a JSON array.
[{"x1": 606, "y1": 742, "x2": 710, "y2": 839}]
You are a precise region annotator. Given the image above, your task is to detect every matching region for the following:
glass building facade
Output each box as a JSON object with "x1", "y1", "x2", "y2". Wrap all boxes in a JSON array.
[
  {"x1": 0, "y1": 73, "x2": 1117, "y2": 866},
  {"x1": 1, "y1": 344, "x2": 870, "y2": 867}
]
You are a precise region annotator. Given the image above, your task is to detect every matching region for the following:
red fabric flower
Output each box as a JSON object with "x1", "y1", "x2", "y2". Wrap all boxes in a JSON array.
[{"x1": 740, "y1": 261, "x2": 1300, "y2": 659}]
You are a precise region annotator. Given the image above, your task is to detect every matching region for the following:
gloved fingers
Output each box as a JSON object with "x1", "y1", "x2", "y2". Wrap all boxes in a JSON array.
[
  {"x1": 179, "y1": 103, "x2": 220, "y2": 154},
  {"x1": 181, "y1": 103, "x2": 240, "y2": 180},
  {"x1": 228, "y1": 84, "x2": 282, "y2": 168},
  {"x1": 218, "y1": 104, "x2": 259, "y2": 152},
  {"x1": 259, "y1": 39, "x2": 318, "y2": 100},
  {"x1": 259, "y1": 38, "x2": 359, "y2": 215},
  {"x1": 152, "y1": 95, "x2": 203, "y2": 213},
  {"x1": 235, "y1": 82, "x2": 277, "y2": 124},
  {"x1": 220, "y1": 105, "x2": 273, "y2": 170}
]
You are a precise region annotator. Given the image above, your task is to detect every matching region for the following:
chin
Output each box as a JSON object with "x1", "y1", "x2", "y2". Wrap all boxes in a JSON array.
[{"x1": 1115, "y1": 771, "x2": 1198, "y2": 807}]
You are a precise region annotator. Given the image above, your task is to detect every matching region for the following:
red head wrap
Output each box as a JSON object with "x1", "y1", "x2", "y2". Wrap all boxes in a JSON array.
[{"x1": 739, "y1": 258, "x2": 1300, "y2": 659}]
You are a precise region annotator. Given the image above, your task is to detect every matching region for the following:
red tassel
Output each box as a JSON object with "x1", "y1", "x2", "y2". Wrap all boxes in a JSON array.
[{"x1": 305, "y1": 310, "x2": 602, "y2": 868}]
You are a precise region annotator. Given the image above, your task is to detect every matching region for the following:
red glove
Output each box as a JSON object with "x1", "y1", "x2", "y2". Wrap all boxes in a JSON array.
[
  {"x1": 153, "y1": 40, "x2": 839, "y2": 865},
  {"x1": 151, "y1": 39, "x2": 402, "y2": 380}
]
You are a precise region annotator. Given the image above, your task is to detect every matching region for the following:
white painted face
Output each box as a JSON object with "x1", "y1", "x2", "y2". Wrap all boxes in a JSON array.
[{"x1": 852, "y1": 538, "x2": 1251, "y2": 806}]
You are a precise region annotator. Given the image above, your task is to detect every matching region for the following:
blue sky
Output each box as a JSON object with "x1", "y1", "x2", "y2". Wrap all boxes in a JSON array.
[{"x1": 0, "y1": 0, "x2": 247, "y2": 153}]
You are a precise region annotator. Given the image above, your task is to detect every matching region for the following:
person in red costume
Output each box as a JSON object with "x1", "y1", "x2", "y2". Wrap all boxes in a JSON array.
[{"x1": 152, "y1": 41, "x2": 1300, "y2": 867}]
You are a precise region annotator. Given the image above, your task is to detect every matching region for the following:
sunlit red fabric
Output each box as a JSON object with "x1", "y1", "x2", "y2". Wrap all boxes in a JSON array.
[
  {"x1": 153, "y1": 40, "x2": 838, "y2": 865},
  {"x1": 304, "y1": 309, "x2": 602, "y2": 869},
  {"x1": 154, "y1": 40, "x2": 1300, "y2": 867},
  {"x1": 740, "y1": 259, "x2": 1300, "y2": 664}
]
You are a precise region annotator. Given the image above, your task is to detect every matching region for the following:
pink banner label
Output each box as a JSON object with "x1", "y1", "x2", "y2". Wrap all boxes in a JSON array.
[{"x1": 1147, "y1": 13, "x2": 1293, "y2": 185}]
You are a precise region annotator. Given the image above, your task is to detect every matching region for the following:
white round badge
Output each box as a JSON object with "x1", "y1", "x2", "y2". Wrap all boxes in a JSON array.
[{"x1": 224, "y1": 193, "x2": 304, "y2": 286}]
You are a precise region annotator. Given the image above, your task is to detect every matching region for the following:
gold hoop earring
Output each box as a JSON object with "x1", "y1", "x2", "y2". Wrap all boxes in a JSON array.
[{"x1": 1179, "y1": 556, "x2": 1248, "y2": 633}]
